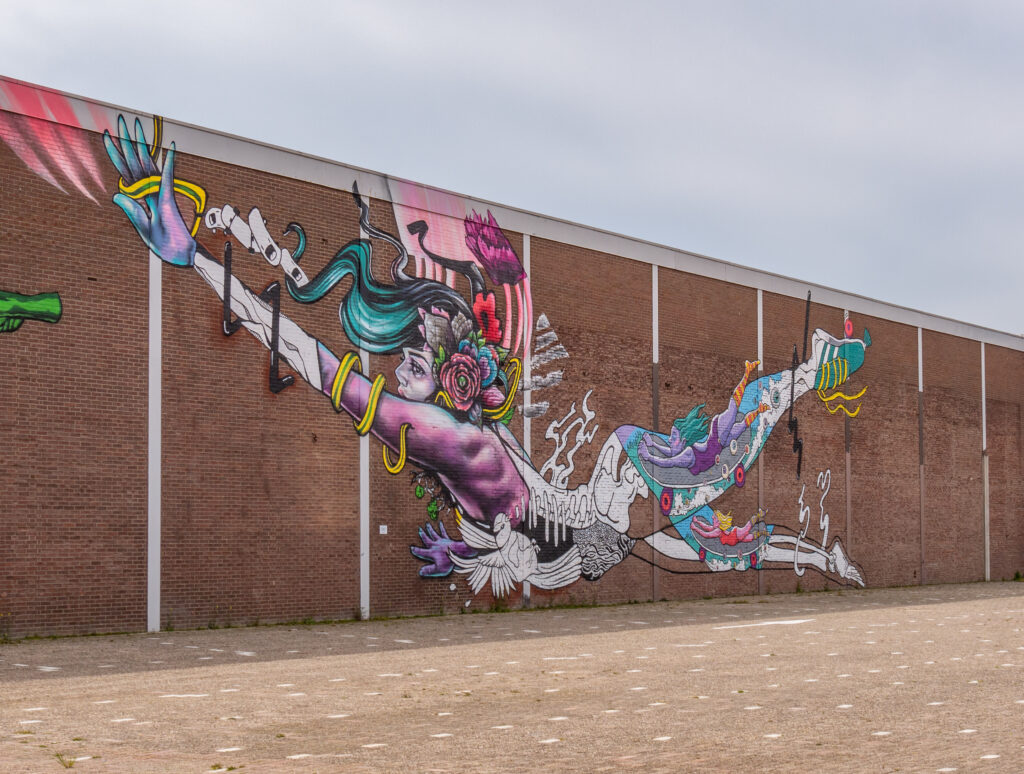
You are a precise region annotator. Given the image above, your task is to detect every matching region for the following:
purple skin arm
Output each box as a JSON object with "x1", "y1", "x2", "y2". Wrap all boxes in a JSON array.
[
  {"x1": 316, "y1": 344, "x2": 529, "y2": 526},
  {"x1": 317, "y1": 345, "x2": 529, "y2": 578}
]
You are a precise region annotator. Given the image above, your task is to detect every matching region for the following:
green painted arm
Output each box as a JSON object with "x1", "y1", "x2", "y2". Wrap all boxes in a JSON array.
[{"x1": 0, "y1": 290, "x2": 62, "y2": 333}]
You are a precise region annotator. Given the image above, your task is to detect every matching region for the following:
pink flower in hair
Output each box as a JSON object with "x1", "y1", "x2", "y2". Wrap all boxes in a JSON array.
[{"x1": 438, "y1": 352, "x2": 482, "y2": 412}]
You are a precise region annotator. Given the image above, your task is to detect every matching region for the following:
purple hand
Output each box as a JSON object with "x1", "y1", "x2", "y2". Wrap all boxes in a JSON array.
[
  {"x1": 410, "y1": 521, "x2": 477, "y2": 578},
  {"x1": 103, "y1": 116, "x2": 196, "y2": 267}
]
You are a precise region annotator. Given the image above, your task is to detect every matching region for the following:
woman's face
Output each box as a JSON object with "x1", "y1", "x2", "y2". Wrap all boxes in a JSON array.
[{"x1": 396, "y1": 347, "x2": 437, "y2": 401}]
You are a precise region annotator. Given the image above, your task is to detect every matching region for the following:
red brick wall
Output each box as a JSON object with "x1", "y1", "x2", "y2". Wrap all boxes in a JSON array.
[
  {"x1": 2, "y1": 97, "x2": 1023, "y2": 637},
  {"x1": 0, "y1": 119, "x2": 148, "y2": 636},
  {"x1": 922, "y1": 331, "x2": 984, "y2": 584},
  {"x1": 656, "y1": 269, "x2": 758, "y2": 601},
  {"x1": 985, "y1": 344, "x2": 1024, "y2": 581},
  {"x1": 846, "y1": 315, "x2": 922, "y2": 588},
  {"x1": 159, "y1": 153, "x2": 363, "y2": 630},
  {"x1": 527, "y1": 238, "x2": 653, "y2": 607},
  {"x1": 760, "y1": 294, "x2": 849, "y2": 594}
]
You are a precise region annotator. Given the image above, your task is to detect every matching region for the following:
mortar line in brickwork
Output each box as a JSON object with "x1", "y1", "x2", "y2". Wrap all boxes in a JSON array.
[{"x1": 147, "y1": 250, "x2": 161, "y2": 632}]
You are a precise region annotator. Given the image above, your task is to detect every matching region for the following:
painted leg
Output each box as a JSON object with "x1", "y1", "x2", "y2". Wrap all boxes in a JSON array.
[
  {"x1": 763, "y1": 535, "x2": 864, "y2": 587},
  {"x1": 644, "y1": 531, "x2": 700, "y2": 561},
  {"x1": 735, "y1": 360, "x2": 760, "y2": 401}
]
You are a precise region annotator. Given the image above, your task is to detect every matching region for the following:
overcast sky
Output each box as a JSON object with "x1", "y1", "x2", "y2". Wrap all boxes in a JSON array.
[{"x1": 1, "y1": 1, "x2": 1021, "y2": 333}]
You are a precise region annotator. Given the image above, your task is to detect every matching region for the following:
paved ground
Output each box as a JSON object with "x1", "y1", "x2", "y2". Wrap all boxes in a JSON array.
[{"x1": 2, "y1": 582, "x2": 1023, "y2": 773}]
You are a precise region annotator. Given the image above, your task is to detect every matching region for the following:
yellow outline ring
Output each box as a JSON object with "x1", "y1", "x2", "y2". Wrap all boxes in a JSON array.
[
  {"x1": 331, "y1": 352, "x2": 363, "y2": 412},
  {"x1": 383, "y1": 423, "x2": 410, "y2": 474},
  {"x1": 118, "y1": 174, "x2": 207, "y2": 237},
  {"x1": 355, "y1": 374, "x2": 387, "y2": 436}
]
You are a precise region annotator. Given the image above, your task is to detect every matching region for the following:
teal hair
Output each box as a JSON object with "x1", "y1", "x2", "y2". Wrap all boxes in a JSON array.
[
  {"x1": 286, "y1": 238, "x2": 474, "y2": 355},
  {"x1": 673, "y1": 403, "x2": 710, "y2": 444}
]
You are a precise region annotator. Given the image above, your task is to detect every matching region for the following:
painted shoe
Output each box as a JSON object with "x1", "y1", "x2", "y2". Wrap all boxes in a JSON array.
[{"x1": 811, "y1": 327, "x2": 871, "y2": 390}]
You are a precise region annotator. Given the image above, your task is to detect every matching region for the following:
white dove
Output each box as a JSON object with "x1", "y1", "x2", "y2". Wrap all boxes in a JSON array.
[{"x1": 450, "y1": 512, "x2": 582, "y2": 597}]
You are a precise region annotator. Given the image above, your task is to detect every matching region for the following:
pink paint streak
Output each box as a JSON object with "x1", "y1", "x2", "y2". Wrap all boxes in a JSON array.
[{"x1": 0, "y1": 112, "x2": 67, "y2": 193}]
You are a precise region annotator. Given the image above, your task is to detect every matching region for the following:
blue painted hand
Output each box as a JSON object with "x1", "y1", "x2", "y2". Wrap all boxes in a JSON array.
[{"x1": 103, "y1": 116, "x2": 197, "y2": 267}]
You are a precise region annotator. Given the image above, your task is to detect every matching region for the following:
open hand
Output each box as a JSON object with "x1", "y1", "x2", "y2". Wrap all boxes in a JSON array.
[
  {"x1": 410, "y1": 521, "x2": 477, "y2": 578},
  {"x1": 103, "y1": 116, "x2": 196, "y2": 267}
]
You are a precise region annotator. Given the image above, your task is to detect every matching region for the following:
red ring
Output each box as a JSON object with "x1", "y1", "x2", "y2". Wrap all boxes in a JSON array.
[{"x1": 660, "y1": 488, "x2": 673, "y2": 516}]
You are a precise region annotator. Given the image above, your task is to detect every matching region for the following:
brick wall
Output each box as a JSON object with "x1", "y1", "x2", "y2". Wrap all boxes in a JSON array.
[{"x1": 1, "y1": 83, "x2": 1022, "y2": 637}]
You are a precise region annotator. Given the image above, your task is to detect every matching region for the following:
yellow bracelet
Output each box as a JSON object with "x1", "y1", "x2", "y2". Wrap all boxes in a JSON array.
[
  {"x1": 383, "y1": 423, "x2": 410, "y2": 474},
  {"x1": 482, "y1": 357, "x2": 522, "y2": 419},
  {"x1": 118, "y1": 174, "x2": 207, "y2": 237},
  {"x1": 331, "y1": 352, "x2": 363, "y2": 412},
  {"x1": 354, "y1": 374, "x2": 387, "y2": 436}
]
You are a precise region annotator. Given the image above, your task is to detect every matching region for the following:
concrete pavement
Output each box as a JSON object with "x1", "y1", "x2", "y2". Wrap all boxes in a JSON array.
[{"x1": 2, "y1": 582, "x2": 1024, "y2": 773}]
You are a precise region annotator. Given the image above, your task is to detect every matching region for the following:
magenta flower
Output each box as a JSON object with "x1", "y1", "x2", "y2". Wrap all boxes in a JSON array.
[
  {"x1": 439, "y1": 352, "x2": 482, "y2": 411},
  {"x1": 464, "y1": 210, "x2": 525, "y2": 286}
]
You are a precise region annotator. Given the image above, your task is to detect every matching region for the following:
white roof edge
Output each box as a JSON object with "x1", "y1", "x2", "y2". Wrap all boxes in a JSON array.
[{"x1": 4, "y1": 74, "x2": 1022, "y2": 352}]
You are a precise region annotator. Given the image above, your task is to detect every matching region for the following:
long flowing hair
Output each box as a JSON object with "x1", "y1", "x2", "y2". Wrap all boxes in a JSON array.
[{"x1": 285, "y1": 185, "x2": 480, "y2": 356}]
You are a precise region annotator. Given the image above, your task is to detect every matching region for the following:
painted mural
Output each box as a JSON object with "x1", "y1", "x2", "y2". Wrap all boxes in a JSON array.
[
  {"x1": 0, "y1": 95, "x2": 873, "y2": 603},
  {"x1": 0, "y1": 290, "x2": 61, "y2": 333}
]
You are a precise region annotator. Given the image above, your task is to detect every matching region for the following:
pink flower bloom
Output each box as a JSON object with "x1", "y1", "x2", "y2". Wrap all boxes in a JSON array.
[
  {"x1": 465, "y1": 210, "x2": 525, "y2": 286},
  {"x1": 438, "y1": 352, "x2": 482, "y2": 411}
]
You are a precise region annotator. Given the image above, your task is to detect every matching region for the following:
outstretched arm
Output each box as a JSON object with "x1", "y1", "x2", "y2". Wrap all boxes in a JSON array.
[
  {"x1": 315, "y1": 344, "x2": 491, "y2": 478},
  {"x1": 192, "y1": 244, "x2": 323, "y2": 390},
  {"x1": 104, "y1": 116, "x2": 475, "y2": 477}
]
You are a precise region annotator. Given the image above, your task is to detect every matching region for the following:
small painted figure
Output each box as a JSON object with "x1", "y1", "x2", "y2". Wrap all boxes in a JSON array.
[{"x1": 638, "y1": 359, "x2": 768, "y2": 472}]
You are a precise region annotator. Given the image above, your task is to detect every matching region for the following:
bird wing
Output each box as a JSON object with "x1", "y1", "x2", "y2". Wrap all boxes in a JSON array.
[
  {"x1": 451, "y1": 549, "x2": 515, "y2": 597},
  {"x1": 456, "y1": 517, "x2": 499, "y2": 551},
  {"x1": 529, "y1": 545, "x2": 583, "y2": 590}
]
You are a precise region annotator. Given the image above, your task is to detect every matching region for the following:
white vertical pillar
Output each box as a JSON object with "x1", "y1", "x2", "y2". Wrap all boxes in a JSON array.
[
  {"x1": 981, "y1": 342, "x2": 990, "y2": 581},
  {"x1": 522, "y1": 235, "x2": 531, "y2": 459},
  {"x1": 521, "y1": 235, "x2": 532, "y2": 605},
  {"x1": 651, "y1": 265, "x2": 660, "y2": 602},
  {"x1": 756, "y1": 288, "x2": 763, "y2": 367},
  {"x1": 359, "y1": 349, "x2": 370, "y2": 619},
  {"x1": 843, "y1": 309, "x2": 852, "y2": 553},
  {"x1": 359, "y1": 209, "x2": 371, "y2": 620},
  {"x1": 147, "y1": 252, "x2": 162, "y2": 632},
  {"x1": 652, "y1": 265, "x2": 659, "y2": 365},
  {"x1": 918, "y1": 327, "x2": 925, "y2": 584},
  {"x1": 756, "y1": 289, "x2": 764, "y2": 595},
  {"x1": 918, "y1": 328, "x2": 924, "y2": 392},
  {"x1": 981, "y1": 343, "x2": 988, "y2": 452}
]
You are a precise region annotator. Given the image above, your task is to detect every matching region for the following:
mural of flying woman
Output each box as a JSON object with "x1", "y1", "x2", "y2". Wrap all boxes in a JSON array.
[{"x1": 103, "y1": 116, "x2": 870, "y2": 600}]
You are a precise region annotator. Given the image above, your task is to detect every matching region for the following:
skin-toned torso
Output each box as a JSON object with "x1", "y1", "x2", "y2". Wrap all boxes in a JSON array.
[{"x1": 318, "y1": 344, "x2": 531, "y2": 526}]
